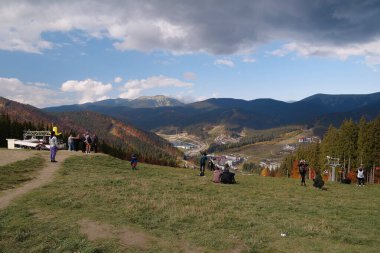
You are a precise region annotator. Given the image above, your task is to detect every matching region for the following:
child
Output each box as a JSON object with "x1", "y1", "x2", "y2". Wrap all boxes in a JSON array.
[{"x1": 131, "y1": 154, "x2": 138, "y2": 170}]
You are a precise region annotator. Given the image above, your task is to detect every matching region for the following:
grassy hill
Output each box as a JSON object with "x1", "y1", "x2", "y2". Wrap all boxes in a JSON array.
[{"x1": 0, "y1": 154, "x2": 379, "y2": 252}]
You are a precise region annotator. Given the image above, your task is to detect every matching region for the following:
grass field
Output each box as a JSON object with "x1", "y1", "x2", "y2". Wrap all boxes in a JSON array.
[
  {"x1": 0, "y1": 154, "x2": 379, "y2": 252},
  {"x1": 0, "y1": 155, "x2": 45, "y2": 191}
]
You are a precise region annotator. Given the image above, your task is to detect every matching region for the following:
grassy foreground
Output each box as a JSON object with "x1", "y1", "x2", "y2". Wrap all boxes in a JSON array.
[
  {"x1": 0, "y1": 154, "x2": 379, "y2": 253},
  {"x1": 0, "y1": 155, "x2": 45, "y2": 191}
]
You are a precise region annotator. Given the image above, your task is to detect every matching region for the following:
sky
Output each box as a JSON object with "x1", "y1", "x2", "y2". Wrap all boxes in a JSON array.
[{"x1": 0, "y1": 0, "x2": 379, "y2": 108}]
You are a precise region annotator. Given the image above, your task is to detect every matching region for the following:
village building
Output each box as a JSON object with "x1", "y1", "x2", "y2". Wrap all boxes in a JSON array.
[{"x1": 298, "y1": 136, "x2": 321, "y2": 143}]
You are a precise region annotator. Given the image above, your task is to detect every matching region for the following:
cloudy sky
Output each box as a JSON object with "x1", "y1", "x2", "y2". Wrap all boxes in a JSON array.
[{"x1": 0, "y1": 0, "x2": 379, "y2": 108}]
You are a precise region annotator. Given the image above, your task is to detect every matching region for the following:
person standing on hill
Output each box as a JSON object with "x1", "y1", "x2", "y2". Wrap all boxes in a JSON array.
[
  {"x1": 67, "y1": 134, "x2": 75, "y2": 151},
  {"x1": 199, "y1": 151, "x2": 208, "y2": 176},
  {"x1": 298, "y1": 160, "x2": 308, "y2": 186},
  {"x1": 91, "y1": 134, "x2": 98, "y2": 153},
  {"x1": 84, "y1": 132, "x2": 92, "y2": 154},
  {"x1": 49, "y1": 131, "x2": 58, "y2": 162},
  {"x1": 357, "y1": 166, "x2": 365, "y2": 186},
  {"x1": 131, "y1": 154, "x2": 138, "y2": 170}
]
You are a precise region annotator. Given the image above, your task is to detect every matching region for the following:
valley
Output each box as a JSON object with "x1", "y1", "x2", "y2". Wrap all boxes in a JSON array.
[{"x1": 158, "y1": 125, "x2": 316, "y2": 170}]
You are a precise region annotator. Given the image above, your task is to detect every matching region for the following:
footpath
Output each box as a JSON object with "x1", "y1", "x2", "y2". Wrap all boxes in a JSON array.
[{"x1": 0, "y1": 150, "x2": 75, "y2": 210}]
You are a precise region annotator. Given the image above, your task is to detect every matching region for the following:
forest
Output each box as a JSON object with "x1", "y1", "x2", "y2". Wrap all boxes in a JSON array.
[{"x1": 279, "y1": 116, "x2": 380, "y2": 177}]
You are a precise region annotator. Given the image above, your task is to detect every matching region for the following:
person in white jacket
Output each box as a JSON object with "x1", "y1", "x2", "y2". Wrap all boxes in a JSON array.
[
  {"x1": 49, "y1": 131, "x2": 58, "y2": 162},
  {"x1": 357, "y1": 166, "x2": 365, "y2": 186}
]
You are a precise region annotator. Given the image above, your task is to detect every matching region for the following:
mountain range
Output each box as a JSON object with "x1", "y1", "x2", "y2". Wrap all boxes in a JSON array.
[{"x1": 44, "y1": 92, "x2": 380, "y2": 132}]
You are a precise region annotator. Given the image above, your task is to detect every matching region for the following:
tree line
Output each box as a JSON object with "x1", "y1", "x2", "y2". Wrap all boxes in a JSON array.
[
  {"x1": 278, "y1": 116, "x2": 380, "y2": 176},
  {"x1": 0, "y1": 114, "x2": 49, "y2": 147}
]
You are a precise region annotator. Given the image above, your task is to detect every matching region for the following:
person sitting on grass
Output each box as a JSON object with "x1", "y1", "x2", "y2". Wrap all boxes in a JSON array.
[
  {"x1": 131, "y1": 154, "x2": 138, "y2": 170},
  {"x1": 212, "y1": 166, "x2": 222, "y2": 183},
  {"x1": 220, "y1": 164, "x2": 236, "y2": 184},
  {"x1": 313, "y1": 171, "x2": 326, "y2": 190}
]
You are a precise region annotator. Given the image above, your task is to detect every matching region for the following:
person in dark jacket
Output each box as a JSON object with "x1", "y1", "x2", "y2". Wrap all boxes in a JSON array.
[
  {"x1": 298, "y1": 159, "x2": 308, "y2": 186},
  {"x1": 220, "y1": 164, "x2": 236, "y2": 184},
  {"x1": 199, "y1": 151, "x2": 207, "y2": 176},
  {"x1": 91, "y1": 134, "x2": 98, "y2": 153},
  {"x1": 131, "y1": 154, "x2": 138, "y2": 170}
]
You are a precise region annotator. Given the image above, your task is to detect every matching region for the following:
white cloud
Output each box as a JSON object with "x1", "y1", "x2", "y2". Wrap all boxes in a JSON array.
[
  {"x1": 271, "y1": 40, "x2": 380, "y2": 71},
  {"x1": 214, "y1": 59, "x2": 235, "y2": 67},
  {"x1": 28, "y1": 82, "x2": 49, "y2": 87},
  {"x1": 119, "y1": 75, "x2": 193, "y2": 99},
  {"x1": 114, "y1": 76, "x2": 123, "y2": 83},
  {"x1": 1, "y1": 1, "x2": 380, "y2": 70},
  {"x1": 183, "y1": 72, "x2": 197, "y2": 80},
  {"x1": 0, "y1": 77, "x2": 65, "y2": 107},
  {"x1": 61, "y1": 79, "x2": 112, "y2": 104}
]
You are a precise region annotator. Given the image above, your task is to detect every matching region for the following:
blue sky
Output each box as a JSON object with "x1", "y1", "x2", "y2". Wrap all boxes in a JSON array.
[{"x1": 0, "y1": 0, "x2": 379, "y2": 108}]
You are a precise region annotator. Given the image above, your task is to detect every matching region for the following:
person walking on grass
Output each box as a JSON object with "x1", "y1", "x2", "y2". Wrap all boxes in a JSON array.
[
  {"x1": 49, "y1": 131, "x2": 58, "y2": 162},
  {"x1": 199, "y1": 151, "x2": 208, "y2": 176},
  {"x1": 298, "y1": 159, "x2": 308, "y2": 186},
  {"x1": 357, "y1": 166, "x2": 365, "y2": 186},
  {"x1": 131, "y1": 154, "x2": 138, "y2": 170}
]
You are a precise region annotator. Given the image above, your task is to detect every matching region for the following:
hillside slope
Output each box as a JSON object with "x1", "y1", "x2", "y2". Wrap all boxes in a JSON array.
[
  {"x1": 0, "y1": 97, "x2": 181, "y2": 165},
  {"x1": 1, "y1": 154, "x2": 379, "y2": 252}
]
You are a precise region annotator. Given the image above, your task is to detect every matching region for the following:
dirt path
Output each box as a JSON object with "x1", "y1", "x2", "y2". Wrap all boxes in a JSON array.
[
  {"x1": 0, "y1": 149, "x2": 40, "y2": 166},
  {"x1": 0, "y1": 150, "x2": 76, "y2": 210}
]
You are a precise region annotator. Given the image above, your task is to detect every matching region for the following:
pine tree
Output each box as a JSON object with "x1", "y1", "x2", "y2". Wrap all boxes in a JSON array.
[
  {"x1": 320, "y1": 125, "x2": 340, "y2": 167},
  {"x1": 339, "y1": 119, "x2": 358, "y2": 169},
  {"x1": 357, "y1": 116, "x2": 372, "y2": 168}
]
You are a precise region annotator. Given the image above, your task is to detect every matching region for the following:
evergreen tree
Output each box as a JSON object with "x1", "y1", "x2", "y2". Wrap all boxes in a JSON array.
[
  {"x1": 320, "y1": 125, "x2": 340, "y2": 167},
  {"x1": 371, "y1": 117, "x2": 380, "y2": 167},
  {"x1": 339, "y1": 119, "x2": 358, "y2": 168},
  {"x1": 357, "y1": 116, "x2": 372, "y2": 168}
]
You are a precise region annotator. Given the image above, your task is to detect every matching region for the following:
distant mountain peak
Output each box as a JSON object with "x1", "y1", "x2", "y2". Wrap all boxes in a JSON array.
[
  {"x1": 137, "y1": 95, "x2": 168, "y2": 100},
  {"x1": 132, "y1": 95, "x2": 184, "y2": 108}
]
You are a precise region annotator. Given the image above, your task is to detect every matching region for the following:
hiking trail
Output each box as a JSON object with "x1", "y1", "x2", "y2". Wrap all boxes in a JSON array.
[{"x1": 0, "y1": 150, "x2": 75, "y2": 210}]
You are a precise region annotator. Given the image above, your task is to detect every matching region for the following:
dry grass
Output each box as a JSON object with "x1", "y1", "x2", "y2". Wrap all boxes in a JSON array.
[{"x1": 0, "y1": 154, "x2": 379, "y2": 252}]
